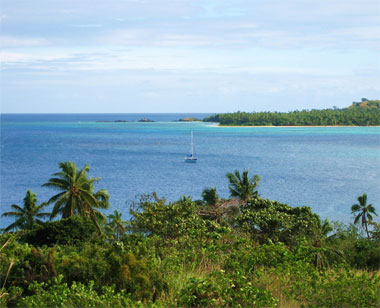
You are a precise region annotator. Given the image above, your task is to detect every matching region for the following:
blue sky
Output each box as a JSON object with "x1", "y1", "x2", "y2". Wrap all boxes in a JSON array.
[{"x1": 1, "y1": 0, "x2": 379, "y2": 113}]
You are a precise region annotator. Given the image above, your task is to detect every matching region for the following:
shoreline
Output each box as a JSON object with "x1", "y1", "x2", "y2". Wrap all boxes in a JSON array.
[{"x1": 216, "y1": 124, "x2": 380, "y2": 128}]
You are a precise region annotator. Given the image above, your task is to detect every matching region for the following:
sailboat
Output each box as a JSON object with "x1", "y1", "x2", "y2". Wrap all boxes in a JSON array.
[{"x1": 184, "y1": 131, "x2": 197, "y2": 163}]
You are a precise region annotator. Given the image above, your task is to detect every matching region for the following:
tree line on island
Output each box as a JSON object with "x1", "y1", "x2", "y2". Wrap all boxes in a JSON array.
[
  {"x1": 1, "y1": 162, "x2": 379, "y2": 307},
  {"x1": 203, "y1": 99, "x2": 380, "y2": 126}
]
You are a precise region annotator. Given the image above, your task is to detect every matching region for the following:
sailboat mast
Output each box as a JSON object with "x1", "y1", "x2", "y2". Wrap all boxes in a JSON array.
[{"x1": 190, "y1": 131, "x2": 194, "y2": 156}]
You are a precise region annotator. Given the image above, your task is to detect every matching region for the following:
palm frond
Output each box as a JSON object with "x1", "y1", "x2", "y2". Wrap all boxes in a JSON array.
[
  {"x1": 80, "y1": 189, "x2": 99, "y2": 208},
  {"x1": 46, "y1": 191, "x2": 67, "y2": 205},
  {"x1": 234, "y1": 170, "x2": 242, "y2": 182},
  {"x1": 50, "y1": 193, "x2": 69, "y2": 219},
  {"x1": 42, "y1": 179, "x2": 69, "y2": 190},
  {"x1": 10, "y1": 204, "x2": 25, "y2": 213},
  {"x1": 42, "y1": 178, "x2": 70, "y2": 189},
  {"x1": 59, "y1": 161, "x2": 77, "y2": 183},
  {"x1": 88, "y1": 177, "x2": 101, "y2": 185},
  {"x1": 367, "y1": 204, "x2": 378, "y2": 216},
  {"x1": 358, "y1": 193, "x2": 367, "y2": 206},
  {"x1": 353, "y1": 213, "x2": 362, "y2": 225},
  {"x1": 34, "y1": 219, "x2": 45, "y2": 225},
  {"x1": 1, "y1": 211, "x2": 23, "y2": 218},
  {"x1": 351, "y1": 204, "x2": 361, "y2": 213},
  {"x1": 4, "y1": 219, "x2": 25, "y2": 232},
  {"x1": 35, "y1": 212, "x2": 51, "y2": 218},
  {"x1": 76, "y1": 164, "x2": 91, "y2": 185}
]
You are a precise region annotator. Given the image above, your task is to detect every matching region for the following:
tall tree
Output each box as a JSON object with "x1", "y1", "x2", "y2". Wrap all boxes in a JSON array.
[
  {"x1": 351, "y1": 193, "x2": 378, "y2": 239},
  {"x1": 202, "y1": 187, "x2": 219, "y2": 206},
  {"x1": 226, "y1": 170, "x2": 260, "y2": 204},
  {"x1": 42, "y1": 162, "x2": 109, "y2": 225},
  {"x1": 2, "y1": 190, "x2": 49, "y2": 231},
  {"x1": 108, "y1": 210, "x2": 128, "y2": 241}
]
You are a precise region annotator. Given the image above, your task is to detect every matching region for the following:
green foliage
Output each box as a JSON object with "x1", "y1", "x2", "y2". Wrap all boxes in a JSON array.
[
  {"x1": 226, "y1": 169, "x2": 260, "y2": 203},
  {"x1": 1, "y1": 165, "x2": 379, "y2": 307},
  {"x1": 179, "y1": 270, "x2": 278, "y2": 307},
  {"x1": 20, "y1": 215, "x2": 99, "y2": 246},
  {"x1": 17, "y1": 275, "x2": 163, "y2": 308},
  {"x1": 351, "y1": 193, "x2": 378, "y2": 238},
  {"x1": 289, "y1": 269, "x2": 380, "y2": 308},
  {"x1": 0, "y1": 286, "x2": 23, "y2": 308},
  {"x1": 54, "y1": 243, "x2": 166, "y2": 301},
  {"x1": 1, "y1": 190, "x2": 49, "y2": 232},
  {"x1": 54, "y1": 243, "x2": 109, "y2": 289},
  {"x1": 110, "y1": 251, "x2": 167, "y2": 300},
  {"x1": 349, "y1": 99, "x2": 380, "y2": 109},
  {"x1": 235, "y1": 198, "x2": 322, "y2": 246},
  {"x1": 352, "y1": 238, "x2": 380, "y2": 270},
  {"x1": 369, "y1": 221, "x2": 380, "y2": 242},
  {"x1": 107, "y1": 210, "x2": 128, "y2": 241},
  {"x1": 327, "y1": 222, "x2": 380, "y2": 269},
  {"x1": 201, "y1": 187, "x2": 219, "y2": 206},
  {"x1": 42, "y1": 162, "x2": 110, "y2": 225},
  {"x1": 204, "y1": 104, "x2": 380, "y2": 126},
  {"x1": 130, "y1": 195, "x2": 207, "y2": 240}
]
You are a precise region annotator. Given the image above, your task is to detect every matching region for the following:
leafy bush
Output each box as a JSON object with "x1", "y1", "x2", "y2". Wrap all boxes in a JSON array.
[
  {"x1": 20, "y1": 216, "x2": 99, "y2": 246},
  {"x1": 130, "y1": 196, "x2": 207, "y2": 240},
  {"x1": 235, "y1": 198, "x2": 322, "y2": 246},
  {"x1": 17, "y1": 275, "x2": 163, "y2": 308},
  {"x1": 55, "y1": 243, "x2": 166, "y2": 300},
  {"x1": 107, "y1": 251, "x2": 167, "y2": 300},
  {"x1": 55, "y1": 243, "x2": 109, "y2": 289},
  {"x1": 352, "y1": 238, "x2": 380, "y2": 270},
  {"x1": 179, "y1": 270, "x2": 278, "y2": 307},
  {"x1": 289, "y1": 269, "x2": 380, "y2": 308}
]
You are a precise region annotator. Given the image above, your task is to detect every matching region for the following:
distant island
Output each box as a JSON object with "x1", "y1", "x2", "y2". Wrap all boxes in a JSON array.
[
  {"x1": 96, "y1": 120, "x2": 128, "y2": 123},
  {"x1": 177, "y1": 117, "x2": 201, "y2": 122},
  {"x1": 203, "y1": 99, "x2": 380, "y2": 126},
  {"x1": 139, "y1": 118, "x2": 155, "y2": 122}
]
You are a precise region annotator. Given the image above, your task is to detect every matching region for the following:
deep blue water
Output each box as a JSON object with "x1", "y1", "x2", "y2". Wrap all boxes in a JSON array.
[{"x1": 1, "y1": 113, "x2": 379, "y2": 228}]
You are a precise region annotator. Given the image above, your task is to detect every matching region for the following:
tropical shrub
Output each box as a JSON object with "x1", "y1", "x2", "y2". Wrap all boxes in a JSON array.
[
  {"x1": 352, "y1": 238, "x2": 380, "y2": 270},
  {"x1": 179, "y1": 270, "x2": 278, "y2": 307},
  {"x1": 130, "y1": 196, "x2": 207, "y2": 240},
  {"x1": 235, "y1": 198, "x2": 322, "y2": 246},
  {"x1": 54, "y1": 243, "x2": 166, "y2": 301},
  {"x1": 289, "y1": 268, "x2": 380, "y2": 308},
  {"x1": 20, "y1": 216, "x2": 99, "y2": 247},
  {"x1": 17, "y1": 275, "x2": 163, "y2": 308}
]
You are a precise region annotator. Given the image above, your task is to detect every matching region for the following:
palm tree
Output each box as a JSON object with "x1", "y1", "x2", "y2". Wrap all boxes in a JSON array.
[
  {"x1": 351, "y1": 193, "x2": 378, "y2": 239},
  {"x1": 321, "y1": 219, "x2": 333, "y2": 238},
  {"x1": 202, "y1": 187, "x2": 219, "y2": 206},
  {"x1": 42, "y1": 162, "x2": 110, "y2": 225},
  {"x1": 108, "y1": 210, "x2": 128, "y2": 241},
  {"x1": 2, "y1": 190, "x2": 49, "y2": 231},
  {"x1": 226, "y1": 169, "x2": 260, "y2": 205}
]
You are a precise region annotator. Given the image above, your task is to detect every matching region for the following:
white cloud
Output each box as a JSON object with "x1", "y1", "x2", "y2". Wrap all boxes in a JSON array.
[
  {"x1": 0, "y1": 51, "x2": 71, "y2": 65},
  {"x1": 1, "y1": 0, "x2": 379, "y2": 112},
  {"x1": 0, "y1": 36, "x2": 49, "y2": 48}
]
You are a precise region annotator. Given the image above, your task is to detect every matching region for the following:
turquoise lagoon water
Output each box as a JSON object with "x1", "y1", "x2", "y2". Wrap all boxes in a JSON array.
[{"x1": 1, "y1": 113, "x2": 379, "y2": 228}]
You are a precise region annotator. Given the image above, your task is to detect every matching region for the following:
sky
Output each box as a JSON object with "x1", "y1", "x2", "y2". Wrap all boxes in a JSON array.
[{"x1": 1, "y1": 0, "x2": 379, "y2": 113}]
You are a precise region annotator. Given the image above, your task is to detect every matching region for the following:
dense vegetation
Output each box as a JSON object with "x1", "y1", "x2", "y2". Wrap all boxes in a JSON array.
[
  {"x1": 204, "y1": 99, "x2": 380, "y2": 126},
  {"x1": 1, "y1": 162, "x2": 379, "y2": 307}
]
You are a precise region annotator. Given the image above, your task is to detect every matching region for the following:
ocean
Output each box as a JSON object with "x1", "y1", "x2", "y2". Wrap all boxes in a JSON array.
[{"x1": 1, "y1": 113, "x2": 379, "y2": 228}]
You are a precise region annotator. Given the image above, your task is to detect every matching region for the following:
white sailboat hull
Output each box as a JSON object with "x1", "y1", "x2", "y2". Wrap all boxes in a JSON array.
[{"x1": 184, "y1": 157, "x2": 197, "y2": 163}]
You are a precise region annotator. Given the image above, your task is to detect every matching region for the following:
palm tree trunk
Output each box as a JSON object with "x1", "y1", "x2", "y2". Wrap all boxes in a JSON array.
[{"x1": 364, "y1": 214, "x2": 370, "y2": 239}]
